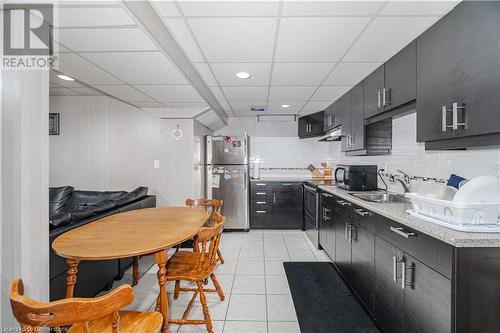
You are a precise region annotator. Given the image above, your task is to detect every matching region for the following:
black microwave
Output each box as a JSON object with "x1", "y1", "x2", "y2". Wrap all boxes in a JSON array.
[{"x1": 334, "y1": 165, "x2": 378, "y2": 191}]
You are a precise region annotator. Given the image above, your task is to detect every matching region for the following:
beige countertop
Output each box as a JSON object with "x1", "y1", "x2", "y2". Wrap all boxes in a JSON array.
[{"x1": 319, "y1": 185, "x2": 500, "y2": 248}]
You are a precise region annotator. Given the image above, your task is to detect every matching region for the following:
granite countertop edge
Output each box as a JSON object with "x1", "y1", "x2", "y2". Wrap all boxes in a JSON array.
[{"x1": 318, "y1": 185, "x2": 500, "y2": 248}]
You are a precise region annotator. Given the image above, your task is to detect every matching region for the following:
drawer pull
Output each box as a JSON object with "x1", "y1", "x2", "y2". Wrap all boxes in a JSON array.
[
  {"x1": 401, "y1": 261, "x2": 414, "y2": 290},
  {"x1": 337, "y1": 200, "x2": 351, "y2": 207},
  {"x1": 256, "y1": 201, "x2": 266, "y2": 204},
  {"x1": 390, "y1": 226, "x2": 416, "y2": 238},
  {"x1": 354, "y1": 208, "x2": 370, "y2": 217},
  {"x1": 256, "y1": 183, "x2": 266, "y2": 186},
  {"x1": 392, "y1": 256, "x2": 403, "y2": 283},
  {"x1": 256, "y1": 210, "x2": 266, "y2": 213},
  {"x1": 256, "y1": 192, "x2": 267, "y2": 195},
  {"x1": 282, "y1": 183, "x2": 293, "y2": 186},
  {"x1": 322, "y1": 193, "x2": 333, "y2": 198}
]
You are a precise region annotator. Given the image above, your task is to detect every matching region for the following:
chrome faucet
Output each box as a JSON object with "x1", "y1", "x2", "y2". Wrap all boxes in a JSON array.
[{"x1": 389, "y1": 169, "x2": 411, "y2": 194}]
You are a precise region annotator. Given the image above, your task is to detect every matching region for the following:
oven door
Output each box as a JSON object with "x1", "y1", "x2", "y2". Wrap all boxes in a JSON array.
[{"x1": 303, "y1": 184, "x2": 318, "y2": 221}]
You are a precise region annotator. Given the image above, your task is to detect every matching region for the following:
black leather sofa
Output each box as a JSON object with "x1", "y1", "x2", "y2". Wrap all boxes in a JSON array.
[{"x1": 49, "y1": 186, "x2": 156, "y2": 301}]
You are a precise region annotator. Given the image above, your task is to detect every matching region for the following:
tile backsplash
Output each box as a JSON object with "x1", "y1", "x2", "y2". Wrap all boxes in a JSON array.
[
  {"x1": 250, "y1": 136, "x2": 331, "y2": 178},
  {"x1": 329, "y1": 112, "x2": 500, "y2": 181}
]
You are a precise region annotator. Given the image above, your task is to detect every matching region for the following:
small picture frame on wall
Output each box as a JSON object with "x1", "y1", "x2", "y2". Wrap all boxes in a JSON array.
[{"x1": 49, "y1": 113, "x2": 60, "y2": 135}]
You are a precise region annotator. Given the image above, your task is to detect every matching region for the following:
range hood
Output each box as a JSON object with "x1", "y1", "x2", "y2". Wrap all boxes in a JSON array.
[{"x1": 318, "y1": 127, "x2": 343, "y2": 142}]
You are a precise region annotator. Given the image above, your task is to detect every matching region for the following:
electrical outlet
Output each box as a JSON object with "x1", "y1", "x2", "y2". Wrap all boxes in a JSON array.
[{"x1": 153, "y1": 160, "x2": 160, "y2": 169}]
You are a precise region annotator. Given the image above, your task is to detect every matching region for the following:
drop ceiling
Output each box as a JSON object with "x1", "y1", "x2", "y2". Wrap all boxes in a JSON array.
[{"x1": 50, "y1": 0, "x2": 459, "y2": 120}]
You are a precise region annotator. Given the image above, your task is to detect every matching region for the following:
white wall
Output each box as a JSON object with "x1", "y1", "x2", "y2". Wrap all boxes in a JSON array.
[
  {"x1": 215, "y1": 117, "x2": 297, "y2": 137},
  {"x1": 49, "y1": 96, "x2": 162, "y2": 198},
  {"x1": 1, "y1": 69, "x2": 49, "y2": 328}
]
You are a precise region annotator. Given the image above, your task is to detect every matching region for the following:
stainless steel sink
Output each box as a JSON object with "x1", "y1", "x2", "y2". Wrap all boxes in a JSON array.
[{"x1": 349, "y1": 192, "x2": 410, "y2": 203}]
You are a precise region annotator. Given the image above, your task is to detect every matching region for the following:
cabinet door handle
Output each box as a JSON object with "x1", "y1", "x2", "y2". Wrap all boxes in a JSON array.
[
  {"x1": 377, "y1": 89, "x2": 381, "y2": 108},
  {"x1": 382, "y1": 88, "x2": 386, "y2": 106},
  {"x1": 452, "y1": 102, "x2": 466, "y2": 130},
  {"x1": 256, "y1": 201, "x2": 266, "y2": 204},
  {"x1": 351, "y1": 134, "x2": 355, "y2": 147},
  {"x1": 401, "y1": 261, "x2": 414, "y2": 290},
  {"x1": 256, "y1": 192, "x2": 267, "y2": 195},
  {"x1": 256, "y1": 183, "x2": 266, "y2": 186},
  {"x1": 337, "y1": 200, "x2": 351, "y2": 207},
  {"x1": 282, "y1": 183, "x2": 292, "y2": 186},
  {"x1": 322, "y1": 193, "x2": 333, "y2": 198},
  {"x1": 354, "y1": 208, "x2": 370, "y2": 217},
  {"x1": 348, "y1": 225, "x2": 357, "y2": 242},
  {"x1": 442, "y1": 105, "x2": 448, "y2": 132},
  {"x1": 273, "y1": 193, "x2": 276, "y2": 203},
  {"x1": 345, "y1": 223, "x2": 349, "y2": 240},
  {"x1": 390, "y1": 226, "x2": 416, "y2": 238},
  {"x1": 392, "y1": 256, "x2": 403, "y2": 283},
  {"x1": 256, "y1": 210, "x2": 266, "y2": 213}
]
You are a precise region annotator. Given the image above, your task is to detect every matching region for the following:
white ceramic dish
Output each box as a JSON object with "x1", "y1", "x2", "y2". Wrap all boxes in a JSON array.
[{"x1": 453, "y1": 176, "x2": 500, "y2": 203}]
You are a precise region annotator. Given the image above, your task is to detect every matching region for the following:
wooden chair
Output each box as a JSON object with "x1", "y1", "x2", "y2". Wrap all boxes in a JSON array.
[
  {"x1": 184, "y1": 199, "x2": 225, "y2": 263},
  {"x1": 168, "y1": 212, "x2": 225, "y2": 333},
  {"x1": 9, "y1": 279, "x2": 163, "y2": 333},
  {"x1": 132, "y1": 199, "x2": 224, "y2": 287}
]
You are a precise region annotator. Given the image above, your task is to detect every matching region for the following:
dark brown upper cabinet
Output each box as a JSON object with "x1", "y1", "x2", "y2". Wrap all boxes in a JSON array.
[
  {"x1": 364, "y1": 42, "x2": 417, "y2": 119},
  {"x1": 416, "y1": 2, "x2": 500, "y2": 148},
  {"x1": 298, "y1": 111, "x2": 324, "y2": 138}
]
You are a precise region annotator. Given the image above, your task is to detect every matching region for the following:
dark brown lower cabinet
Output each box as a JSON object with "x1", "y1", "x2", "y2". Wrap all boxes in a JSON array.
[
  {"x1": 404, "y1": 254, "x2": 451, "y2": 333},
  {"x1": 350, "y1": 223, "x2": 375, "y2": 313},
  {"x1": 334, "y1": 214, "x2": 351, "y2": 281},
  {"x1": 374, "y1": 235, "x2": 404, "y2": 333}
]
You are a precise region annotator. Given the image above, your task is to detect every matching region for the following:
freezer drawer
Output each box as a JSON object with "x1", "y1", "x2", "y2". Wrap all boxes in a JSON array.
[{"x1": 206, "y1": 165, "x2": 249, "y2": 230}]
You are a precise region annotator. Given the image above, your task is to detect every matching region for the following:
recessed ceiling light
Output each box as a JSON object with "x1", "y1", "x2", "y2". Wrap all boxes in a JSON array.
[
  {"x1": 57, "y1": 74, "x2": 75, "y2": 81},
  {"x1": 235, "y1": 72, "x2": 251, "y2": 79},
  {"x1": 281, "y1": 104, "x2": 291, "y2": 108}
]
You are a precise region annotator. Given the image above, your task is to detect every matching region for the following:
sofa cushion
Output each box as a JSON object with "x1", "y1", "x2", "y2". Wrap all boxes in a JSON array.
[
  {"x1": 94, "y1": 199, "x2": 117, "y2": 213},
  {"x1": 65, "y1": 190, "x2": 127, "y2": 211},
  {"x1": 49, "y1": 212, "x2": 72, "y2": 229},
  {"x1": 130, "y1": 186, "x2": 149, "y2": 200},
  {"x1": 49, "y1": 186, "x2": 74, "y2": 217},
  {"x1": 69, "y1": 205, "x2": 99, "y2": 222}
]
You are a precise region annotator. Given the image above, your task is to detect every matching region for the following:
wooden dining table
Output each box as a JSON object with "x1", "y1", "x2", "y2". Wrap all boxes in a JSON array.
[{"x1": 52, "y1": 206, "x2": 210, "y2": 333}]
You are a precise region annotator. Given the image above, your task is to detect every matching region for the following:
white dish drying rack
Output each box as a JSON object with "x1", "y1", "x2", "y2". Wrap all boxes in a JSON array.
[{"x1": 405, "y1": 193, "x2": 500, "y2": 232}]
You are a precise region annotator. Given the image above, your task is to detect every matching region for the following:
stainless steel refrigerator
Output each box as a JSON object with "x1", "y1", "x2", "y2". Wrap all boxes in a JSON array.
[{"x1": 205, "y1": 135, "x2": 249, "y2": 230}]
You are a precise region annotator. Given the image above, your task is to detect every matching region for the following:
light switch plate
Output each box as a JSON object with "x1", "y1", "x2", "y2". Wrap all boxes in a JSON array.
[{"x1": 154, "y1": 160, "x2": 160, "y2": 169}]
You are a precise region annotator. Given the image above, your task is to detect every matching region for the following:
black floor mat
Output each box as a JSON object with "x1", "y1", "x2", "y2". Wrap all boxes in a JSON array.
[{"x1": 284, "y1": 262, "x2": 380, "y2": 333}]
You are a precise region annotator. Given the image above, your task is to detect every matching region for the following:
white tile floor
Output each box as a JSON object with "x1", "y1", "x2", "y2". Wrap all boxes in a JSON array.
[{"x1": 116, "y1": 230, "x2": 331, "y2": 333}]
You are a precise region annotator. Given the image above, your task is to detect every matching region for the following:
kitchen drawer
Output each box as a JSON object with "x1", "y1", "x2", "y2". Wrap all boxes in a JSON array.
[
  {"x1": 251, "y1": 199, "x2": 272, "y2": 208},
  {"x1": 351, "y1": 204, "x2": 376, "y2": 233},
  {"x1": 250, "y1": 189, "x2": 272, "y2": 199},
  {"x1": 334, "y1": 196, "x2": 354, "y2": 220},
  {"x1": 375, "y1": 216, "x2": 453, "y2": 279}
]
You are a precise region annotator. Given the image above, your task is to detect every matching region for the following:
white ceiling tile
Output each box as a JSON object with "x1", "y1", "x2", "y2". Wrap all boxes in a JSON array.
[
  {"x1": 55, "y1": 6, "x2": 136, "y2": 27},
  {"x1": 94, "y1": 84, "x2": 154, "y2": 102},
  {"x1": 54, "y1": 42, "x2": 72, "y2": 53},
  {"x1": 161, "y1": 102, "x2": 210, "y2": 108},
  {"x1": 271, "y1": 63, "x2": 335, "y2": 86},
  {"x1": 58, "y1": 53, "x2": 122, "y2": 84},
  {"x1": 151, "y1": 1, "x2": 182, "y2": 17},
  {"x1": 81, "y1": 52, "x2": 187, "y2": 84},
  {"x1": 165, "y1": 18, "x2": 205, "y2": 62},
  {"x1": 324, "y1": 62, "x2": 382, "y2": 85},
  {"x1": 267, "y1": 100, "x2": 306, "y2": 113},
  {"x1": 275, "y1": 17, "x2": 371, "y2": 62},
  {"x1": 344, "y1": 17, "x2": 440, "y2": 61},
  {"x1": 70, "y1": 87, "x2": 104, "y2": 96},
  {"x1": 209, "y1": 86, "x2": 226, "y2": 101},
  {"x1": 50, "y1": 87, "x2": 80, "y2": 96},
  {"x1": 134, "y1": 85, "x2": 205, "y2": 103},
  {"x1": 310, "y1": 86, "x2": 351, "y2": 101},
  {"x1": 194, "y1": 63, "x2": 218, "y2": 86},
  {"x1": 268, "y1": 86, "x2": 317, "y2": 101},
  {"x1": 222, "y1": 86, "x2": 268, "y2": 101},
  {"x1": 55, "y1": 28, "x2": 158, "y2": 52},
  {"x1": 380, "y1": 1, "x2": 459, "y2": 16},
  {"x1": 229, "y1": 100, "x2": 267, "y2": 112},
  {"x1": 177, "y1": 1, "x2": 280, "y2": 17},
  {"x1": 266, "y1": 109, "x2": 300, "y2": 115},
  {"x1": 302, "y1": 100, "x2": 334, "y2": 111},
  {"x1": 282, "y1": 1, "x2": 384, "y2": 16},
  {"x1": 211, "y1": 63, "x2": 272, "y2": 86},
  {"x1": 50, "y1": 82, "x2": 60, "y2": 88},
  {"x1": 188, "y1": 18, "x2": 277, "y2": 62}
]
